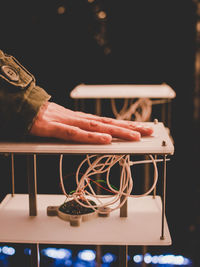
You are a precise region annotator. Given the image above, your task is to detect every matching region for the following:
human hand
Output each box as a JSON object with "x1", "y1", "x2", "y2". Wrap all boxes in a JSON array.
[{"x1": 30, "y1": 102, "x2": 153, "y2": 144}]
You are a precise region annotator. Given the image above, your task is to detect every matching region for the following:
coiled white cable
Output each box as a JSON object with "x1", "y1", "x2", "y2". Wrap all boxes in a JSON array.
[
  {"x1": 111, "y1": 98, "x2": 168, "y2": 121},
  {"x1": 59, "y1": 154, "x2": 158, "y2": 215}
]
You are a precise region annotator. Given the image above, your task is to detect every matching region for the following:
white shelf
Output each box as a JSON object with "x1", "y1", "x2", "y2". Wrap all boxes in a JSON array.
[
  {"x1": 0, "y1": 194, "x2": 171, "y2": 246},
  {"x1": 0, "y1": 122, "x2": 174, "y2": 155},
  {"x1": 70, "y1": 84, "x2": 176, "y2": 99}
]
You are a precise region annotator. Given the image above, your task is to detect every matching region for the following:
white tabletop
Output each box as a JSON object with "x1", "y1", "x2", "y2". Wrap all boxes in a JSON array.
[
  {"x1": 0, "y1": 122, "x2": 174, "y2": 155},
  {"x1": 0, "y1": 194, "x2": 171, "y2": 245},
  {"x1": 70, "y1": 84, "x2": 176, "y2": 99}
]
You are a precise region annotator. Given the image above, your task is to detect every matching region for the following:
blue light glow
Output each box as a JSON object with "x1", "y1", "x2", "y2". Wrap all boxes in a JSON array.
[
  {"x1": 2, "y1": 246, "x2": 15, "y2": 256},
  {"x1": 24, "y1": 248, "x2": 31, "y2": 255},
  {"x1": 174, "y1": 255, "x2": 186, "y2": 265},
  {"x1": 77, "y1": 249, "x2": 96, "y2": 262},
  {"x1": 102, "y1": 252, "x2": 116, "y2": 264},
  {"x1": 183, "y1": 258, "x2": 191, "y2": 265},
  {"x1": 133, "y1": 254, "x2": 143, "y2": 263},
  {"x1": 160, "y1": 254, "x2": 176, "y2": 264},
  {"x1": 151, "y1": 255, "x2": 159, "y2": 264},
  {"x1": 64, "y1": 259, "x2": 73, "y2": 266},
  {"x1": 157, "y1": 254, "x2": 191, "y2": 265},
  {"x1": 133, "y1": 253, "x2": 192, "y2": 266},
  {"x1": 74, "y1": 263, "x2": 88, "y2": 267},
  {"x1": 144, "y1": 253, "x2": 152, "y2": 264},
  {"x1": 41, "y1": 248, "x2": 72, "y2": 260}
]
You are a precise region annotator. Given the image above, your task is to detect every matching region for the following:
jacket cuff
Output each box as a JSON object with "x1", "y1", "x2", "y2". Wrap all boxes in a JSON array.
[
  {"x1": 20, "y1": 85, "x2": 51, "y2": 136},
  {"x1": 0, "y1": 50, "x2": 51, "y2": 140}
]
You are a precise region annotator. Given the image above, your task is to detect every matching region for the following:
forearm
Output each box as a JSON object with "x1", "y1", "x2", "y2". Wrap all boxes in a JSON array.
[
  {"x1": 0, "y1": 50, "x2": 51, "y2": 139},
  {"x1": 0, "y1": 50, "x2": 153, "y2": 144}
]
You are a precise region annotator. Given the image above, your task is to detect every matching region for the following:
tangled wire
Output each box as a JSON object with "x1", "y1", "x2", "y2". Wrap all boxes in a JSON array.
[{"x1": 59, "y1": 154, "x2": 158, "y2": 215}]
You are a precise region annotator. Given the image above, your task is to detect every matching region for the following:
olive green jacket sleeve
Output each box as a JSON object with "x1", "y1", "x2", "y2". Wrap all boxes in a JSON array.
[{"x1": 0, "y1": 50, "x2": 51, "y2": 140}]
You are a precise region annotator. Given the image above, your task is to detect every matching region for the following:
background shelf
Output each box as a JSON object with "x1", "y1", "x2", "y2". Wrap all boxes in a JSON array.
[{"x1": 70, "y1": 84, "x2": 176, "y2": 99}]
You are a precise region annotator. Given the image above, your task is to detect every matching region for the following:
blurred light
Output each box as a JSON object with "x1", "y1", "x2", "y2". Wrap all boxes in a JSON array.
[
  {"x1": 133, "y1": 254, "x2": 143, "y2": 263},
  {"x1": 74, "y1": 263, "x2": 87, "y2": 267},
  {"x1": 104, "y1": 47, "x2": 111, "y2": 55},
  {"x1": 174, "y1": 255, "x2": 185, "y2": 265},
  {"x1": 57, "y1": 6, "x2": 66, "y2": 15},
  {"x1": 183, "y1": 258, "x2": 191, "y2": 265},
  {"x1": 2, "y1": 246, "x2": 15, "y2": 256},
  {"x1": 64, "y1": 259, "x2": 73, "y2": 266},
  {"x1": 158, "y1": 254, "x2": 185, "y2": 265},
  {"x1": 144, "y1": 253, "x2": 152, "y2": 264},
  {"x1": 132, "y1": 253, "x2": 191, "y2": 266},
  {"x1": 102, "y1": 252, "x2": 116, "y2": 264},
  {"x1": 97, "y1": 11, "x2": 106, "y2": 19},
  {"x1": 162, "y1": 255, "x2": 176, "y2": 264},
  {"x1": 77, "y1": 249, "x2": 96, "y2": 262},
  {"x1": 41, "y1": 248, "x2": 72, "y2": 260},
  {"x1": 197, "y1": 22, "x2": 200, "y2": 32},
  {"x1": 88, "y1": 0, "x2": 95, "y2": 3},
  {"x1": 151, "y1": 255, "x2": 159, "y2": 264},
  {"x1": 158, "y1": 254, "x2": 164, "y2": 264},
  {"x1": 24, "y1": 248, "x2": 31, "y2": 255}
]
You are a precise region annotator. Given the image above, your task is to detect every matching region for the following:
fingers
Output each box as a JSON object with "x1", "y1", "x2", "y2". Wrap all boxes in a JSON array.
[
  {"x1": 59, "y1": 116, "x2": 141, "y2": 141},
  {"x1": 119, "y1": 121, "x2": 154, "y2": 136},
  {"x1": 48, "y1": 102, "x2": 153, "y2": 137},
  {"x1": 73, "y1": 110, "x2": 153, "y2": 136},
  {"x1": 32, "y1": 102, "x2": 152, "y2": 143},
  {"x1": 46, "y1": 122, "x2": 113, "y2": 144},
  {"x1": 47, "y1": 103, "x2": 142, "y2": 141}
]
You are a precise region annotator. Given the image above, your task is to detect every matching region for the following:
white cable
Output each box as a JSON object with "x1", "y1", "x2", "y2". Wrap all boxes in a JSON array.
[
  {"x1": 111, "y1": 98, "x2": 168, "y2": 121},
  {"x1": 110, "y1": 98, "x2": 129, "y2": 119},
  {"x1": 59, "y1": 153, "x2": 159, "y2": 215}
]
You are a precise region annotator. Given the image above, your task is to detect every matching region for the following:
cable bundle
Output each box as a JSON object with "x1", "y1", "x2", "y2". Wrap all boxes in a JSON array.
[
  {"x1": 59, "y1": 154, "x2": 158, "y2": 216},
  {"x1": 111, "y1": 98, "x2": 168, "y2": 121}
]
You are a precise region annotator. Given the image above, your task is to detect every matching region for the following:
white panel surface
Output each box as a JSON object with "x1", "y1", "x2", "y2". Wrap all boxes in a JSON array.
[
  {"x1": 0, "y1": 194, "x2": 171, "y2": 245},
  {"x1": 70, "y1": 84, "x2": 176, "y2": 99},
  {"x1": 0, "y1": 122, "x2": 174, "y2": 155}
]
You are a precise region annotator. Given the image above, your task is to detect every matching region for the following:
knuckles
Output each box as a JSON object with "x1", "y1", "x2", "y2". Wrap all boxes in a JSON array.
[
  {"x1": 66, "y1": 128, "x2": 77, "y2": 137},
  {"x1": 89, "y1": 121, "x2": 98, "y2": 127},
  {"x1": 101, "y1": 117, "x2": 113, "y2": 124}
]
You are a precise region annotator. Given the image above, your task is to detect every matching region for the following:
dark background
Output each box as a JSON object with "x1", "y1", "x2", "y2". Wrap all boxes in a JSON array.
[{"x1": 0, "y1": 0, "x2": 200, "y2": 265}]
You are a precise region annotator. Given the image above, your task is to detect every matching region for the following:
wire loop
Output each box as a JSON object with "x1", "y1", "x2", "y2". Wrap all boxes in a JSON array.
[{"x1": 59, "y1": 153, "x2": 158, "y2": 215}]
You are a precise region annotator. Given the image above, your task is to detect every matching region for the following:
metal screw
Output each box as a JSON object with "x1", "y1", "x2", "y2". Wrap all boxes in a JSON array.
[{"x1": 162, "y1": 140, "x2": 167, "y2": 146}]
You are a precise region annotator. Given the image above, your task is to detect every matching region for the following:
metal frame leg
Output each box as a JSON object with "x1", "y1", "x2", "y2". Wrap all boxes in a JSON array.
[
  {"x1": 96, "y1": 245, "x2": 102, "y2": 267},
  {"x1": 153, "y1": 155, "x2": 157, "y2": 198},
  {"x1": 144, "y1": 155, "x2": 150, "y2": 196},
  {"x1": 27, "y1": 154, "x2": 37, "y2": 216},
  {"x1": 74, "y1": 99, "x2": 79, "y2": 111},
  {"x1": 95, "y1": 98, "x2": 102, "y2": 267},
  {"x1": 27, "y1": 155, "x2": 39, "y2": 266},
  {"x1": 80, "y1": 99, "x2": 85, "y2": 111},
  {"x1": 30, "y1": 243, "x2": 40, "y2": 267},
  {"x1": 120, "y1": 194, "x2": 128, "y2": 217},
  {"x1": 120, "y1": 157, "x2": 128, "y2": 217},
  {"x1": 119, "y1": 246, "x2": 128, "y2": 267},
  {"x1": 167, "y1": 100, "x2": 172, "y2": 129},
  {"x1": 161, "y1": 102, "x2": 166, "y2": 125},
  {"x1": 142, "y1": 246, "x2": 148, "y2": 267},
  {"x1": 119, "y1": 160, "x2": 129, "y2": 267},
  {"x1": 11, "y1": 153, "x2": 15, "y2": 197},
  {"x1": 160, "y1": 154, "x2": 167, "y2": 240},
  {"x1": 95, "y1": 99, "x2": 101, "y2": 116}
]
